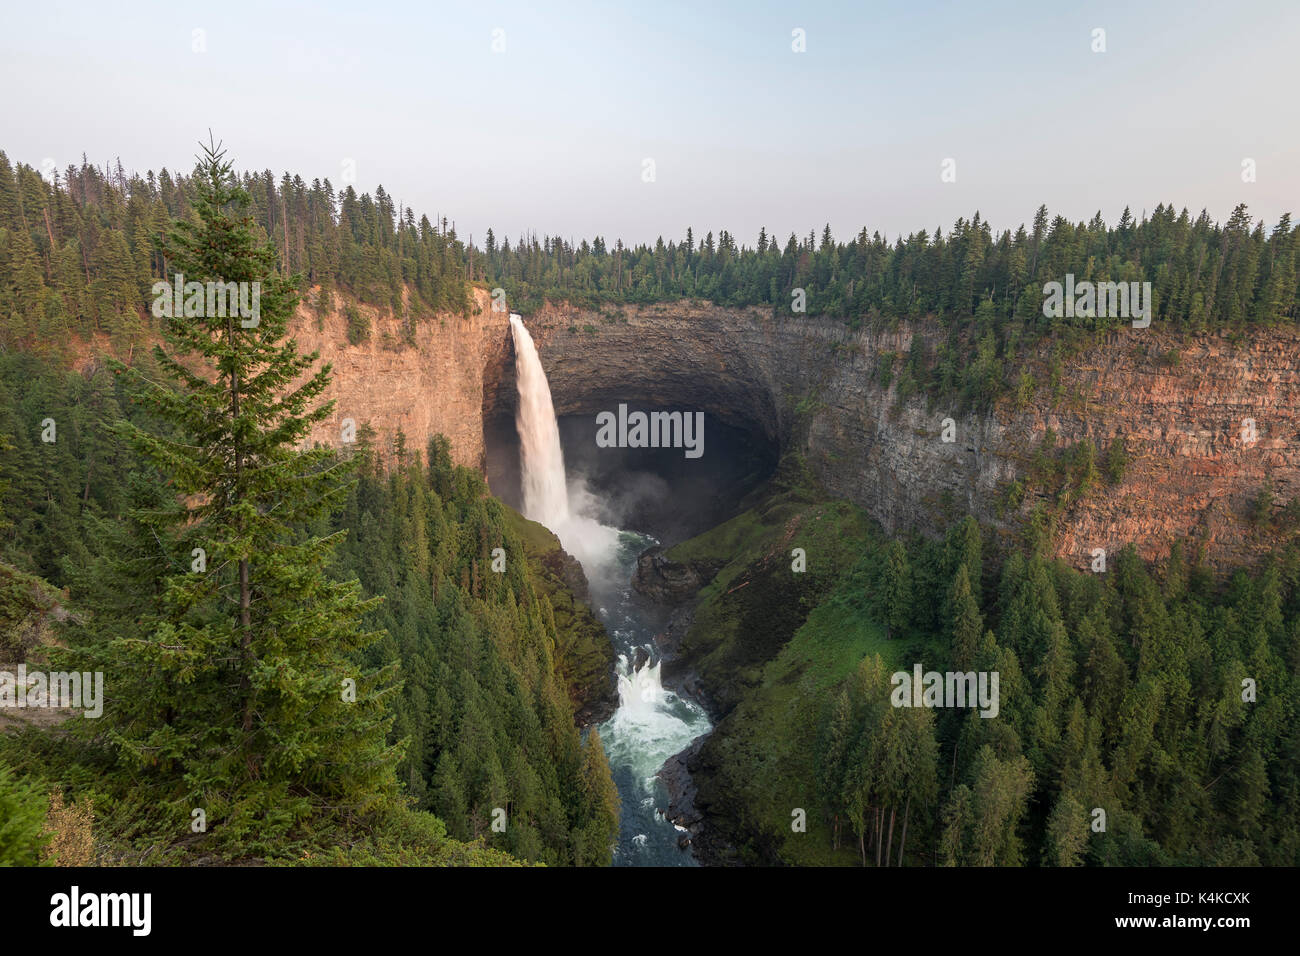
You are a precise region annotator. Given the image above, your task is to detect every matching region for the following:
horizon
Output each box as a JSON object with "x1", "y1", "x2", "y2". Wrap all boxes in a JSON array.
[
  {"x1": 4, "y1": 0, "x2": 1297, "y2": 247},
  {"x1": 4, "y1": 143, "x2": 1290, "y2": 253}
]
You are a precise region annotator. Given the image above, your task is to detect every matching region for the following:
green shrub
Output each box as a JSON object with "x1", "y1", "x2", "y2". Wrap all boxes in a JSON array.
[
  {"x1": 344, "y1": 304, "x2": 371, "y2": 345},
  {"x1": 1105, "y1": 435, "x2": 1128, "y2": 484},
  {"x1": 0, "y1": 762, "x2": 50, "y2": 866}
]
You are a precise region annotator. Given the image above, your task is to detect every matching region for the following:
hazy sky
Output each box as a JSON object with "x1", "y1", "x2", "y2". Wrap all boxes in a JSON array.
[{"x1": 3, "y1": 0, "x2": 1297, "y2": 246}]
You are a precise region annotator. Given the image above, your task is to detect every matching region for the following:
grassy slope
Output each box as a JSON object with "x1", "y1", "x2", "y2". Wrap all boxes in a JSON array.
[
  {"x1": 667, "y1": 460, "x2": 946, "y2": 864},
  {"x1": 668, "y1": 460, "x2": 874, "y2": 712}
]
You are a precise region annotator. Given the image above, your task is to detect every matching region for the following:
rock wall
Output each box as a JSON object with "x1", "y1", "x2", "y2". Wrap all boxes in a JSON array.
[
  {"x1": 301, "y1": 293, "x2": 1300, "y2": 568},
  {"x1": 291, "y1": 286, "x2": 511, "y2": 471}
]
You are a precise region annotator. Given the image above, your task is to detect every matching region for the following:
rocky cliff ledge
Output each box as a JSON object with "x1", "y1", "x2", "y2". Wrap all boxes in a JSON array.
[{"x1": 297, "y1": 293, "x2": 1299, "y2": 567}]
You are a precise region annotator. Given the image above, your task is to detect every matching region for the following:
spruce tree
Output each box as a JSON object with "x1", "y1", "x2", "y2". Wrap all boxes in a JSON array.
[
  {"x1": 882, "y1": 540, "x2": 911, "y2": 639},
  {"x1": 577, "y1": 727, "x2": 620, "y2": 865},
  {"x1": 817, "y1": 690, "x2": 852, "y2": 850},
  {"x1": 948, "y1": 565, "x2": 983, "y2": 671},
  {"x1": 75, "y1": 139, "x2": 400, "y2": 852}
]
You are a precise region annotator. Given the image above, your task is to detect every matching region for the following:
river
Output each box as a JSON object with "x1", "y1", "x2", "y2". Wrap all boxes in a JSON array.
[{"x1": 588, "y1": 530, "x2": 711, "y2": 866}]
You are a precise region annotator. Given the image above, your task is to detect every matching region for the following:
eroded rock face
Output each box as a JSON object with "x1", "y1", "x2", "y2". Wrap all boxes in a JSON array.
[
  {"x1": 292, "y1": 287, "x2": 512, "y2": 472},
  {"x1": 482, "y1": 301, "x2": 785, "y2": 447},
  {"x1": 298, "y1": 294, "x2": 1300, "y2": 568}
]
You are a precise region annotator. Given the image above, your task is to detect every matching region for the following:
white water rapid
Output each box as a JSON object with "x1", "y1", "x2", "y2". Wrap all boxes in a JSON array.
[{"x1": 509, "y1": 313, "x2": 712, "y2": 866}]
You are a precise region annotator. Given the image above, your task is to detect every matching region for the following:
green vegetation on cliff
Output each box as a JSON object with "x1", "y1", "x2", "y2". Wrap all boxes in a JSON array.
[
  {"x1": 324, "y1": 433, "x2": 619, "y2": 864},
  {"x1": 0, "y1": 147, "x2": 470, "y2": 359}
]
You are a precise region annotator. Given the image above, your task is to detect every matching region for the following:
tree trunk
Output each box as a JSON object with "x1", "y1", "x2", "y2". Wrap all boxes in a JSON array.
[
  {"x1": 897, "y1": 796, "x2": 911, "y2": 867},
  {"x1": 859, "y1": 827, "x2": 866, "y2": 867},
  {"x1": 42, "y1": 207, "x2": 56, "y2": 271},
  {"x1": 875, "y1": 807, "x2": 883, "y2": 867},
  {"x1": 886, "y1": 806, "x2": 896, "y2": 867}
]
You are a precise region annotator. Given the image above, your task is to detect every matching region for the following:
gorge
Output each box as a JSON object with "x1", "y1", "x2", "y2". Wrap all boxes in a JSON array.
[
  {"x1": 20, "y1": 275, "x2": 1300, "y2": 869},
  {"x1": 280, "y1": 288, "x2": 1300, "y2": 864}
]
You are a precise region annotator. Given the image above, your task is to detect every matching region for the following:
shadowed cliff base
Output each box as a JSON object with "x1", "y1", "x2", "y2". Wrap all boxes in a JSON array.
[{"x1": 486, "y1": 410, "x2": 777, "y2": 548}]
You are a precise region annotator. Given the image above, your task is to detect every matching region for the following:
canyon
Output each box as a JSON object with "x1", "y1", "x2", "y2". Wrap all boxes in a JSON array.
[{"x1": 293, "y1": 288, "x2": 1299, "y2": 568}]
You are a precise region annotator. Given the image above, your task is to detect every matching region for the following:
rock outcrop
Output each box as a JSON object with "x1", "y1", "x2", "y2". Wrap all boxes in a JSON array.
[{"x1": 632, "y1": 547, "x2": 718, "y2": 605}]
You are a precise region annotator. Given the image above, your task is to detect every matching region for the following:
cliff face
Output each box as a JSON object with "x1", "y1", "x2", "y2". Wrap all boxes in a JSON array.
[
  {"x1": 297, "y1": 294, "x2": 1300, "y2": 567},
  {"x1": 291, "y1": 287, "x2": 510, "y2": 471}
]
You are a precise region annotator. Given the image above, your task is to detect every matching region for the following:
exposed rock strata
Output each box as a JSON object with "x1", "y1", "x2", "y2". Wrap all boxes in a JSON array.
[{"x1": 295, "y1": 293, "x2": 1299, "y2": 566}]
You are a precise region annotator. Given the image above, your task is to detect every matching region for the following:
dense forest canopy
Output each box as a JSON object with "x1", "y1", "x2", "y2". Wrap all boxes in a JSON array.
[
  {"x1": 1, "y1": 149, "x2": 1295, "y2": 361},
  {"x1": 0, "y1": 345, "x2": 618, "y2": 864},
  {"x1": 662, "y1": 472, "x2": 1300, "y2": 867},
  {"x1": 824, "y1": 523, "x2": 1300, "y2": 868}
]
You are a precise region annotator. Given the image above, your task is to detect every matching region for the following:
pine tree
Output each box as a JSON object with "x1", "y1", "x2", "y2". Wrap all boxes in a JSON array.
[
  {"x1": 882, "y1": 540, "x2": 911, "y2": 638},
  {"x1": 967, "y1": 745, "x2": 1035, "y2": 866},
  {"x1": 946, "y1": 515, "x2": 982, "y2": 596},
  {"x1": 577, "y1": 728, "x2": 620, "y2": 865},
  {"x1": 948, "y1": 565, "x2": 983, "y2": 671},
  {"x1": 817, "y1": 689, "x2": 853, "y2": 850},
  {"x1": 892, "y1": 704, "x2": 939, "y2": 866},
  {"x1": 1043, "y1": 789, "x2": 1088, "y2": 866}
]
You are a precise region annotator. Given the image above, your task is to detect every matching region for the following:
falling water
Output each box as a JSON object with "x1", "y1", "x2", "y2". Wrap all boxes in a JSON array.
[
  {"x1": 509, "y1": 313, "x2": 711, "y2": 865},
  {"x1": 509, "y1": 314, "x2": 570, "y2": 527},
  {"x1": 510, "y1": 313, "x2": 619, "y2": 572}
]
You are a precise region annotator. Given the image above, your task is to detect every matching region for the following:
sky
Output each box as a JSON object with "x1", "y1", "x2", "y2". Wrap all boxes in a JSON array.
[{"x1": 2, "y1": 0, "x2": 1297, "y2": 247}]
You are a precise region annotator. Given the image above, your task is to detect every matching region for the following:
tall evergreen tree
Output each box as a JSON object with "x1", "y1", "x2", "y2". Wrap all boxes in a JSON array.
[
  {"x1": 882, "y1": 540, "x2": 911, "y2": 639},
  {"x1": 69, "y1": 139, "x2": 401, "y2": 851},
  {"x1": 577, "y1": 728, "x2": 620, "y2": 865},
  {"x1": 948, "y1": 564, "x2": 983, "y2": 671}
]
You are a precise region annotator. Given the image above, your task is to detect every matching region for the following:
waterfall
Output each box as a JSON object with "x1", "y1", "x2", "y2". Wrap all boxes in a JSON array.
[
  {"x1": 510, "y1": 314, "x2": 570, "y2": 527},
  {"x1": 508, "y1": 312, "x2": 711, "y2": 865},
  {"x1": 509, "y1": 314, "x2": 619, "y2": 576},
  {"x1": 616, "y1": 655, "x2": 666, "y2": 718}
]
